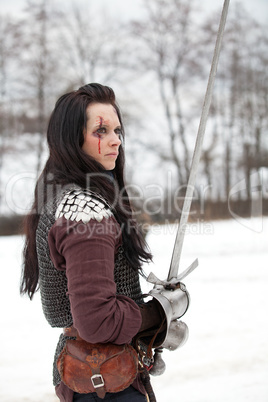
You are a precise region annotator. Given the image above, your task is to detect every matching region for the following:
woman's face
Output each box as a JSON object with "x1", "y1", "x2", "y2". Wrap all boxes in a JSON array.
[{"x1": 82, "y1": 103, "x2": 122, "y2": 170}]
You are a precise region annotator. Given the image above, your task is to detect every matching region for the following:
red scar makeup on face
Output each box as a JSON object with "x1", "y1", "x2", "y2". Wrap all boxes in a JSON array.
[
  {"x1": 92, "y1": 116, "x2": 105, "y2": 154},
  {"x1": 91, "y1": 131, "x2": 101, "y2": 154},
  {"x1": 95, "y1": 116, "x2": 110, "y2": 126}
]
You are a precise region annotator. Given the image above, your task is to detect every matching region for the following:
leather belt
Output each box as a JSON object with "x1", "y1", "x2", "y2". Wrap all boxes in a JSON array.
[{"x1": 63, "y1": 326, "x2": 83, "y2": 340}]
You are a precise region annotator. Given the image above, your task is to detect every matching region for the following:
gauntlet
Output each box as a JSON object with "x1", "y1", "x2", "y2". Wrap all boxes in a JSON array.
[{"x1": 137, "y1": 282, "x2": 190, "y2": 350}]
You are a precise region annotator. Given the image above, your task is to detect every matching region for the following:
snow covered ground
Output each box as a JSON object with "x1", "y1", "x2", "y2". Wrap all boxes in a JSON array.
[{"x1": 0, "y1": 217, "x2": 267, "y2": 402}]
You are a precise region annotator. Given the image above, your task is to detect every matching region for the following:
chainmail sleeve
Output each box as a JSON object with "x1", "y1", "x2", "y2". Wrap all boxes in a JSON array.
[
  {"x1": 37, "y1": 208, "x2": 73, "y2": 328},
  {"x1": 114, "y1": 246, "x2": 144, "y2": 305}
]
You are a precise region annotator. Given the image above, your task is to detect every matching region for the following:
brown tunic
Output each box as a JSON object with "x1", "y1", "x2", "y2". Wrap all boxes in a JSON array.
[{"x1": 48, "y1": 215, "x2": 145, "y2": 401}]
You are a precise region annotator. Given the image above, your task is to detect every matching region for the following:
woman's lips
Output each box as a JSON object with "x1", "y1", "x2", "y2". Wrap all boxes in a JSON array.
[{"x1": 105, "y1": 152, "x2": 118, "y2": 157}]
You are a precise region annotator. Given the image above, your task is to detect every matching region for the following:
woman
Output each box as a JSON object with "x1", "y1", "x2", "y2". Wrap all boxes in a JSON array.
[{"x1": 21, "y1": 83, "x2": 164, "y2": 402}]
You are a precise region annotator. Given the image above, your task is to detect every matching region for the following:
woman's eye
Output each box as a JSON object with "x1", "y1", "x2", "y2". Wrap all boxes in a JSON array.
[
  {"x1": 115, "y1": 128, "x2": 122, "y2": 137},
  {"x1": 97, "y1": 128, "x2": 106, "y2": 134}
]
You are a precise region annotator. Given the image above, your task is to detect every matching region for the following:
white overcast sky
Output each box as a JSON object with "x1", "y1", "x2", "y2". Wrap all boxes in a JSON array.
[{"x1": 0, "y1": 0, "x2": 267, "y2": 25}]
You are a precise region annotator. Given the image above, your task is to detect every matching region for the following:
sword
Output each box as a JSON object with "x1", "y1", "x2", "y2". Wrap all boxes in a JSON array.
[{"x1": 147, "y1": 0, "x2": 230, "y2": 286}]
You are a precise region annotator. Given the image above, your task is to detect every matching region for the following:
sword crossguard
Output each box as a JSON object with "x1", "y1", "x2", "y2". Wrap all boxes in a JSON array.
[{"x1": 146, "y1": 258, "x2": 199, "y2": 287}]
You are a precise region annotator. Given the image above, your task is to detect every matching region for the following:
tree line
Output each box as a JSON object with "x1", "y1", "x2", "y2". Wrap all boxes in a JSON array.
[{"x1": 0, "y1": 0, "x2": 267, "y2": 227}]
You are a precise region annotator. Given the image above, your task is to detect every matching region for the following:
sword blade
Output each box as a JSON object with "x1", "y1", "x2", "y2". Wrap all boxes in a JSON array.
[{"x1": 167, "y1": 0, "x2": 230, "y2": 281}]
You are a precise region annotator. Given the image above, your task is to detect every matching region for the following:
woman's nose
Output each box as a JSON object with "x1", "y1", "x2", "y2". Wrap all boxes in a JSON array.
[{"x1": 111, "y1": 131, "x2": 122, "y2": 146}]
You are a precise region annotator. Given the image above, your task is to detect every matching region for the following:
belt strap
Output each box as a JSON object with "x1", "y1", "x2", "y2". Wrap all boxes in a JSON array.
[{"x1": 63, "y1": 326, "x2": 83, "y2": 340}]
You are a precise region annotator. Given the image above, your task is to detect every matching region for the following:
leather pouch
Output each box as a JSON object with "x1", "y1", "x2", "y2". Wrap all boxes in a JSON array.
[{"x1": 57, "y1": 339, "x2": 138, "y2": 399}]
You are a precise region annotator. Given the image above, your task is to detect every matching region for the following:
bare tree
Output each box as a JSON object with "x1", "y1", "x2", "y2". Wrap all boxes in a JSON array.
[
  {"x1": 58, "y1": 2, "x2": 125, "y2": 87},
  {"x1": 0, "y1": 15, "x2": 21, "y2": 213},
  {"x1": 213, "y1": 4, "x2": 268, "y2": 201},
  {"x1": 129, "y1": 0, "x2": 210, "y2": 187},
  {"x1": 19, "y1": 0, "x2": 63, "y2": 176},
  {"x1": 128, "y1": 0, "x2": 268, "y2": 216}
]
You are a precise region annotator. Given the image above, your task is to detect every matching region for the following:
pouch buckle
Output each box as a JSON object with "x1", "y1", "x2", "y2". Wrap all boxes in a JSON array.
[{"x1": 91, "y1": 374, "x2": 105, "y2": 389}]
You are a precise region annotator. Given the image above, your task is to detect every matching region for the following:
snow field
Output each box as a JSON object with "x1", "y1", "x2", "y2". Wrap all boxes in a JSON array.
[{"x1": 0, "y1": 217, "x2": 267, "y2": 401}]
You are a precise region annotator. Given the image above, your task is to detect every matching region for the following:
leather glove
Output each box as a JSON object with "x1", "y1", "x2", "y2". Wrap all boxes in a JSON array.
[
  {"x1": 136, "y1": 299, "x2": 167, "y2": 351},
  {"x1": 139, "y1": 299, "x2": 165, "y2": 332}
]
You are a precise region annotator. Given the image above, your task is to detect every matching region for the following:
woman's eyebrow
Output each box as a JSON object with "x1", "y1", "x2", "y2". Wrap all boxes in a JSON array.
[{"x1": 93, "y1": 121, "x2": 121, "y2": 129}]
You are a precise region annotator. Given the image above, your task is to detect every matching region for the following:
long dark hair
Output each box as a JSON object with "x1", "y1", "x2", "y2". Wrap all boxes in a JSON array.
[{"x1": 21, "y1": 83, "x2": 152, "y2": 299}]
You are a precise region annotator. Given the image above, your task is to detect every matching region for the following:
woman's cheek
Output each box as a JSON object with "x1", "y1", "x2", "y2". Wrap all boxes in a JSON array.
[{"x1": 92, "y1": 131, "x2": 102, "y2": 154}]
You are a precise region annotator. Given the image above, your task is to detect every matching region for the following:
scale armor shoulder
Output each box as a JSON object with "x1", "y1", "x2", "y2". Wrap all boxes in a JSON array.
[{"x1": 55, "y1": 189, "x2": 113, "y2": 224}]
